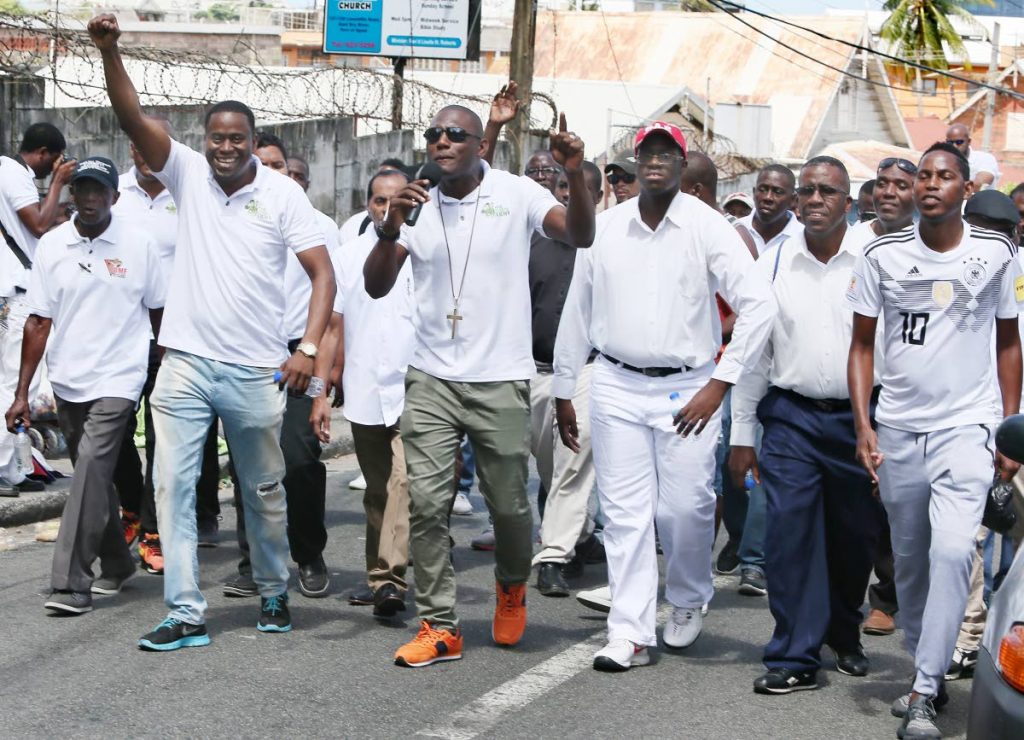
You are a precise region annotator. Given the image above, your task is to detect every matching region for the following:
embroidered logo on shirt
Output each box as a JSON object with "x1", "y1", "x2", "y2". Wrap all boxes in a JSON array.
[
  {"x1": 1015, "y1": 275, "x2": 1024, "y2": 303},
  {"x1": 962, "y1": 257, "x2": 988, "y2": 287},
  {"x1": 932, "y1": 281, "x2": 953, "y2": 308},
  {"x1": 165, "y1": 202, "x2": 177, "y2": 214},
  {"x1": 244, "y1": 199, "x2": 271, "y2": 223},
  {"x1": 846, "y1": 275, "x2": 857, "y2": 298},
  {"x1": 104, "y1": 258, "x2": 127, "y2": 278},
  {"x1": 481, "y1": 203, "x2": 510, "y2": 218},
  {"x1": 906, "y1": 265, "x2": 921, "y2": 277}
]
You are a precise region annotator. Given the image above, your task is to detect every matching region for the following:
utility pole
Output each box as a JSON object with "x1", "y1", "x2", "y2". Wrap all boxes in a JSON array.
[
  {"x1": 983, "y1": 22, "x2": 1000, "y2": 152},
  {"x1": 509, "y1": 0, "x2": 537, "y2": 175}
]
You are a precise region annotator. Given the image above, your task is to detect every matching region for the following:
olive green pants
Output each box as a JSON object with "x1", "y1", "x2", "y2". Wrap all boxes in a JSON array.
[{"x1": 402, "y1": 367, "x2": 533, "y2": 630}]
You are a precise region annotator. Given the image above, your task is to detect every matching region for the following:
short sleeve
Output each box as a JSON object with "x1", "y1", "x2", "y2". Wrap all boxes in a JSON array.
[
  {"x1": 151, "y1": 139, "x2": 204, "y2": 203},
  {"x1": 280, "y1": 184, "x2": 326, "y2": 254},
  {"x1": 520, "y1": 175, "x2": 560, "y2": 237},
  {"x1": 0, "y1": 161, "x2": 41, "y2": 211},
  {"x1": 846, "y1": 249, "x2": 883, "y2": 318},
  {"x1": 23, "y1": 242, "x2": 53, "y2": 318},
  {"x1": 142, "y1": 234, "x2": 167, "y2": 310},
  {"x1": 997, "y1": 252, "x2": 1024, "y2": 320}
]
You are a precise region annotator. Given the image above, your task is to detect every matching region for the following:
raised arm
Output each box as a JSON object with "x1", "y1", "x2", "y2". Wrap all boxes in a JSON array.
[
  {"x1": 542, "y1": 114, "x2": 595, "y2": 248},
  {"x1": 363, "y1": 180, "x2": 426, "y2": 297},
  {"x1": 481, "y1": 81, "x2": 520, "y2": 166},
  {"x1": 88, "y1": 15, "x2": 171, "y2": 171},
  {"x1": 16, "y1": 158, "x2": 76, "y2": 239}
]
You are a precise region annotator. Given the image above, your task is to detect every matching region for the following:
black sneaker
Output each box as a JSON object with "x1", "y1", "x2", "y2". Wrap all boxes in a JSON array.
[
  {"x1": 91, "y1": 572, "x2": 135, "y2": 595},
  {"x1": 833, "y1": 644, "x2": 870, "y2": 677},
  {"x1": 753, "y1": 667, "x2": 819, "y2": 695},
  {"x1": 738, "y1": 567, "x2": 767, "y2": 596},
  {"x1": 44, "y1": 590, "x2": 92, "y2": 615},
  {"x1": 576, "y1": 533, "x2": 607, "y2": 564},
  {"x1": 196, "y1": 519, "x2": 219, "y2": 548},
  {"x1": 298, "y1": 557, "x2": 330, "y2": 598},
  {"x1": 349, "y1": 585, "x2": 375, "y2": 605},
  {"x1": 257, "y1": 593, "x2": 292, "y2": 633},
  {"x1": 898, "y1": 696, "x2": 941, "y2": 739},
  {"x1": 944, "y1": 647, "x2": 978, "y2": 680},
  {"x1": 372, "y1": 583, "x2": 407, "y2": 617},
  {"x1": 223, "y1": 572, "x2": 258, "y2": 597},
  {"x1": 715, "y1": 540, "x2": 741, "y2": 575},
  {"x1": 138, "y1": 617, "x2": 210, "y2": 651},
  {"x1": 537, "y1": 563, "x2": 570, "y2": 597}
]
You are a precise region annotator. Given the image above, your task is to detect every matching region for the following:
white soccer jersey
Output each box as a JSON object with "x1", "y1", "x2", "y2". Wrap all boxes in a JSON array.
[{"x1": 847, "y1": 222, "x2": 1024, "y2": 433}]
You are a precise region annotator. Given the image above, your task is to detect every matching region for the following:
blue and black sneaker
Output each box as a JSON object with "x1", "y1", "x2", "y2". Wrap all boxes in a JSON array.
[
  {"x1": 258, "y1": 593, "x2": 292, "y2": 633},
  {"x1": 138, "y1": 617, "x2": 211, "y2": 651}
]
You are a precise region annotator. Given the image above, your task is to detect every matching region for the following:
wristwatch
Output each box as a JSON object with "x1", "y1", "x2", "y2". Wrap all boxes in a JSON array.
[
  {"x1": 375, "y1": 222, "x2": 401, "y2": 241},
  {"x1": 295, "y1": 342, "x2": 318, "y2": 359}
]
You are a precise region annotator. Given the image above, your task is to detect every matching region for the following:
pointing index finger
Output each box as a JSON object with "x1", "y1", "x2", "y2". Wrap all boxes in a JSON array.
[{"x1": 559, "y1": 112, "x2": 567, "y2": 133}]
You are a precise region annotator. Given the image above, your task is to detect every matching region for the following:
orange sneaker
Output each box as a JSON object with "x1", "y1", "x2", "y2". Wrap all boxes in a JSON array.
[
  {"x1": 394, "y1": 621, "x2": 463, "y2": 667},
  {"x1": 493, "y1": 581, "x2": 527, "y2": 646},
  {"x1": 139, "y1": 533, "x2": 164, "y2": 575},
  {"x1": 122, "y1": 511, "x2": 141, "y2": 546}
]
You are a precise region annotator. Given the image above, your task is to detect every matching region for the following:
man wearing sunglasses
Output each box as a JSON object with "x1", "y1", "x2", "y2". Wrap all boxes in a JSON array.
[
  {"x1": 737, "y1": 164, "x2": 803, "y2": 257},
  {"x1": 849, "y1": 142, "x2": 1022, "y2": 739},
  {"x1": 945, "y1": 123, "x2": 1000, "y2": 191},
  {"x1": 524, "y1": 150, "x2": 562, "y2": 193},
  {"x1": 603, "y1": 150, "x2": 639, "y2": 205},
  {"x1": 364, "y1": 104, "x2": 595, "y2": 668},
  {"x1": 555, "y1": 122, "x2": 775, "y2": 672},
  {"x1": 732, "y1": 155, "x2": 884, "y2": 695}
]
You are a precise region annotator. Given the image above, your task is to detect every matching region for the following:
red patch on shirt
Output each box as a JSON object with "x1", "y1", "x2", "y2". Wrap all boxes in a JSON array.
[{"x1": 104, "y1": 258, "x2": 127, "y2": 278}]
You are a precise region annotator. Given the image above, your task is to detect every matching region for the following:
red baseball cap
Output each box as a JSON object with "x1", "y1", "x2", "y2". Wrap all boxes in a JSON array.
[{"x1": 634, "y1": 122, "x2": 687, "y2": 157}]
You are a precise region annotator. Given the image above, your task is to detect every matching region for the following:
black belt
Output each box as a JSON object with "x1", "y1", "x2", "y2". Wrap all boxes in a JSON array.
[
  {"x1": 601, "y1": 353, "x2": 691, "y2": 378},
  {"x1": 777, "y1": 386, "x2": 880, "y2": 413}
]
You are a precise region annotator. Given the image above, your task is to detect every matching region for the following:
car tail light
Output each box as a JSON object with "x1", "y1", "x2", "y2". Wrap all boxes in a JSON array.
[{"x1": 1000, "y1": 625, "x2": 1024, "y2": 692}]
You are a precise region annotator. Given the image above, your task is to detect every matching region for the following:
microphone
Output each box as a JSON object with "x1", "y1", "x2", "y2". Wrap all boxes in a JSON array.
[{"x1": 406, "y1": 161, "x2": 444, "y2": 226}]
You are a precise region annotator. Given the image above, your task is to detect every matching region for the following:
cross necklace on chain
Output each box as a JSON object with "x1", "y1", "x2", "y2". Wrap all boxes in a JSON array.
[{"x1": 439, "y1": 181, "x2": 482, "y2": 339}]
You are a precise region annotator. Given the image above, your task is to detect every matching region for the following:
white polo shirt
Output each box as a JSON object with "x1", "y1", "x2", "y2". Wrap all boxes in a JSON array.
[
  {"x1": 283, "y1": 209, "x2": 342, "y2": 341},
  {"x1": 113, "y1": 169, "x2": 178, "y2": 286},
  {"x1": 339, "y1": 210, "x2": 370, "y2": 246},
  {"x1": 553, "y1": 192, "x2": 776, "y2": 399},
  {"x1": 0, "y1": 155, "x2": 41, "y2": 296},
  {"x1": 153, "y1": 139, "x2": 325, "y2": 367},
  {"x1": 398, "y1": 160, "x2": 560, "y2": 382},
  {"x1": 969, "y1": 148, "x2": 1000, "y2": 187},
  {"x1": 737, "y1": 211, "x2": 804, "y2": 256},
  {"x1": 24, "y1": 214, "x2": 166, "y2": 402},
  {"x1": 339, "y1": 231, "x2": 416, "y2": 427}
]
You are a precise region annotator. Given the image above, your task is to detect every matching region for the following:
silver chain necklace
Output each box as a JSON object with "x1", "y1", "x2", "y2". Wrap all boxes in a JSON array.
[{"x1": 438, "y1": 182, "x2": 482, "y2": 339}]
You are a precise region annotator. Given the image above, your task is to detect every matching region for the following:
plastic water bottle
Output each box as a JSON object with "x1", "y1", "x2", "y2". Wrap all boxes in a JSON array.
[
  {"x1": 744, "y1": 470, "x2": 755, "y2": 491},
  {"x1": 14, "y1": 424, "x2": 33, "y2": 475}
]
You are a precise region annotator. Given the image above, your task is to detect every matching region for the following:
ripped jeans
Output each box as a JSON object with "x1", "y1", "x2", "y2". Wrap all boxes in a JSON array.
[{"x1": 152, "y1": 349, "x2": 288, "y2": 624}]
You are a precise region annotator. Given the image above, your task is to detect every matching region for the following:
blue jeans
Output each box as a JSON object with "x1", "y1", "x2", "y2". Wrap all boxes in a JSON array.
[
  {"x1": 152, "y1": 350, "x2": 288, "y2": 625},
  {"x1": 719, "y1": 390, "x2": 766, "y2": 570}
]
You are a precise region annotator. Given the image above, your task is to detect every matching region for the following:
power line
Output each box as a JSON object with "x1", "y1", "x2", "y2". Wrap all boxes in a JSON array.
[
  {"x1": 599, "y1": 10, "x2": 637, "y2": 117},
  {"x1": 710, "y1": 0, "x2": 1024, "y2": 101}
]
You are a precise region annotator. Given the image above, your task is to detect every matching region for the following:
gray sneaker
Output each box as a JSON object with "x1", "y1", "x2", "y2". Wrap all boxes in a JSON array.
[
  {"x1": 471, "y1": 526, "x2": 495, "y2": 551},
  {"x1": 223, "y1": 572, "x2": 258, "y2": 597},
  {"x1": 738, "y1": 567, "x2": 767, "y2": 596},
  {"x1": 897, "y1": 696, "x2": 941, "y2": 739},
  {"x1": 891, "y1": 684, "x2": 948, "y2": 718},
  {"x1": 44, "y1": 590, "x2": 93, "y2": 614},
  {"x1": 91, "y1": 572, "x2": 135, "y2": 595}
]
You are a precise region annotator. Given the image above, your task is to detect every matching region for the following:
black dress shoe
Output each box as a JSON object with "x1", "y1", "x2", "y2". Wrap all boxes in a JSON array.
[
  {"x1": 372, "y1": 583, "x2": 406, "y2": 617},
  {"x1": 833, "y1": 645, "x2": 870, "y2": 677},
  {"x1": 753, "y1": 668, "x2": 819, "y2": 695},
  {"x1": 576, "y1": 533, "x2": 607, "y2": 564},
  {"x1": 298, "y1": 557, "x2": 330, "y2": 598},
  {"x1": 348, "y1": 585, "x2": 375, "y2": 605},
  {"x1": 561, "y1": 555, "x2": 584, "y2": 579},
  {"x1": 537, "y1": 563, "x2": 570, "y2": 597}
]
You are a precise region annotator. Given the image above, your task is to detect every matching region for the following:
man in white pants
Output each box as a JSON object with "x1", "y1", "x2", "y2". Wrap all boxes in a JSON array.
[
  {"x1": 848, "y1": 142, "x2": 1023, "y2": 740},
  {"x1": 554, "y1": 122, "x2": 775, "y2": 672}
]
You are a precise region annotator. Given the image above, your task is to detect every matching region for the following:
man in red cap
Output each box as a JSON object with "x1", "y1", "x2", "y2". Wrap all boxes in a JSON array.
[{"x1": 554, "y1": 122, "x2": 776, "y2": 671}]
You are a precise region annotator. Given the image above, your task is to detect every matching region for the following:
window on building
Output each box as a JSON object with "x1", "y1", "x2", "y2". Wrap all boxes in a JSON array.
[{"x1": 912, "y1": 78, "x2": 938, "y2": 96}]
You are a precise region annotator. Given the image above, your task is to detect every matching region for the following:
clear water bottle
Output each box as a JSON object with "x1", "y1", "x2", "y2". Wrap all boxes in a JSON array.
[{"x1": 14, "y1": 424, "x2": 33, "y2": 475}]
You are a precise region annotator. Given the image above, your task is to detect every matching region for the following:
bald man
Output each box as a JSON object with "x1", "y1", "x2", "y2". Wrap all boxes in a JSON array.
[{"x1": 945, "y1": 123, "x2": 1000, "y2": 190}]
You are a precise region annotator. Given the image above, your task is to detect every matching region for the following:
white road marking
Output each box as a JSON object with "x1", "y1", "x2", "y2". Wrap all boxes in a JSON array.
[{"x1": 415, "y1": 605, "x2": 676, "y2": 740}]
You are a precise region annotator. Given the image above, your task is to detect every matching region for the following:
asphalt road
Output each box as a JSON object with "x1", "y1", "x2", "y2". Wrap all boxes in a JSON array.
[{"x1": 0, "y1": 455, "x2": 973, "y2": 739}]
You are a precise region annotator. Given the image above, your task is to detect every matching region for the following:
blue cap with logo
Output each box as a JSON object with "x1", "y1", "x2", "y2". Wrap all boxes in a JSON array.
[{"x1": 70, "y1": 156, "x2": 119, "y2": 191}]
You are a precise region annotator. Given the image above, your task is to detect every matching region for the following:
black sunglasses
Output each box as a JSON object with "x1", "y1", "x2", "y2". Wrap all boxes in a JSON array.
[
  {"x1": 946, "y1": 139, "x2": 967, "y2": 147},
  {"x1": 423, "y1": 126, "x2": 481, "y2": 144},
  {"x1": 796, "y1": 183, "x2": 848, "y2": 198},
  {"x1": 607, "y1": 173, "x2": 636, "y2": 185},
  {"x1": 878, "y1": 157, "x2": 918, "y2": 175}
]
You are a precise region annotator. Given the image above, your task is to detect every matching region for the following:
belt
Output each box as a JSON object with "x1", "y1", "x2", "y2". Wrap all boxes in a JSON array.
[
  {"x1": 14, "y1": 286, "x2": 26, "y2": 295},
  {"x1": 600, "y1": 353, "x2": 690, "y2": 378},
  {"x1": 777, "y1": 386, "x2": 880, "y2": 413}
]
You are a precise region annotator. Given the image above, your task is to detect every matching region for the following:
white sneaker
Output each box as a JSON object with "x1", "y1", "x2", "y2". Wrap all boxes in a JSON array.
[
  {"x1": 663, "y1": 606, "x2": 703, "y2": 648},
  {"x1": 576, "y1": 585, "x2": 612, "y2": 613},
  {"x1": 348, "y1": 474, "x2": 367, "y2": 490},
  {"x1": 452, "y1": 492, "x2": 474, "y2": 516},
  {"x1": 593, "y1": 638, "x2": 650, "y2": 672},
  {"x1": 701, "y1": 602, "x2": 709, "y2": 616}
]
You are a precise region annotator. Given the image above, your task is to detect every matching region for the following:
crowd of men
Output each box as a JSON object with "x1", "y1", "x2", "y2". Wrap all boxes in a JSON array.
[{"x1": 0, "y1": 13, "x2": 1022, "y2": 739}]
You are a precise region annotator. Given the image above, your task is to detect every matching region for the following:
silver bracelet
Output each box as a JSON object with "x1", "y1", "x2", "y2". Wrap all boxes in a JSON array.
[{"x1": 305, "y1": 377, "x2": 325, "y2": 398}]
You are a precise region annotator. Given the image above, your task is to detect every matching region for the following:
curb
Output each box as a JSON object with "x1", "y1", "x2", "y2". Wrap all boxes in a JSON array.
[{"x1": 0, "y1": 416, "x2": 355, "y2": 530}]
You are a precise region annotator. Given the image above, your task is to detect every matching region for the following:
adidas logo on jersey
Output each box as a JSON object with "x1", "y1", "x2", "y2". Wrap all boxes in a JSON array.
[{"x1": 906, "y1": 265, "x2": 922, "y2": 277}]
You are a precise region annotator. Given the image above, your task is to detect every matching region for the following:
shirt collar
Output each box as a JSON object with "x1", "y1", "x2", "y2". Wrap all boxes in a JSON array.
[
  {"x1": 64, "y1": 213, "x2": 122, "y2": 247},
  {"x1": 626, "y1": 191, "x2": 689, "y2": 232},
  {"x1": 790, "y1": 225, "x2": 860, "y2": 267},
  {"x1": 437, "y1": 159, "x2": 493, "y2": 203},
  {"x1": 206, "y1": 155, "x2": 263, "y2": 197}
]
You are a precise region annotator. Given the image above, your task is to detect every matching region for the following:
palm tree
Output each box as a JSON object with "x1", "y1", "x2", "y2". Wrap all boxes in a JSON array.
[{"x1": 880, "y1": 0, "x2": 993, "y2": 113}]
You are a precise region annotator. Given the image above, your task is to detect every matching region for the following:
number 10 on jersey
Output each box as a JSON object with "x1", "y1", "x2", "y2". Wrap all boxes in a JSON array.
[{"x1": 900, "y1": 311, "x2": 929, "y2": 345}]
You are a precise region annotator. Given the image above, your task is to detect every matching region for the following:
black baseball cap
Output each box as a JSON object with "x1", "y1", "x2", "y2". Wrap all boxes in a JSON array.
[
  {"x1": 965, "y1": 190, "x2": 1019, "y2": 227},
  {"x1": 604, "y1": 150, "x2": 637, "y2": 176},
  {"x1": 70, "y1": 156, "x2": 119, "y2": 191}
]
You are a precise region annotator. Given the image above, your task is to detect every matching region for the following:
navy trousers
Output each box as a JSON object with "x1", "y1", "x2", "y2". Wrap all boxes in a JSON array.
[{"x1": 758, "y1": 388, "x2": 883, "y2": 672}]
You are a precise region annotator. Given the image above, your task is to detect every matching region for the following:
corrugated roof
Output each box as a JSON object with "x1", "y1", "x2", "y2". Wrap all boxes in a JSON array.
[{"x1": 500, "y1": 11, "x2": 867, "y2": 160}]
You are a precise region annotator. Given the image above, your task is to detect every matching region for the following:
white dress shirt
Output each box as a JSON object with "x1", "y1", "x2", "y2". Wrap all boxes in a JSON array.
[
  {"x1": 553, "y1": 192, "x2": 776, "y2": 399},
  {"x1": 339, "y1": 231, "x2": 415, "y2": 427},
  {"x1": 737, "y1": 210, "x2": 804, "y2": 256},
  {"x1": 731, "y1": 226, "x2": 882, "y2": 446}
]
